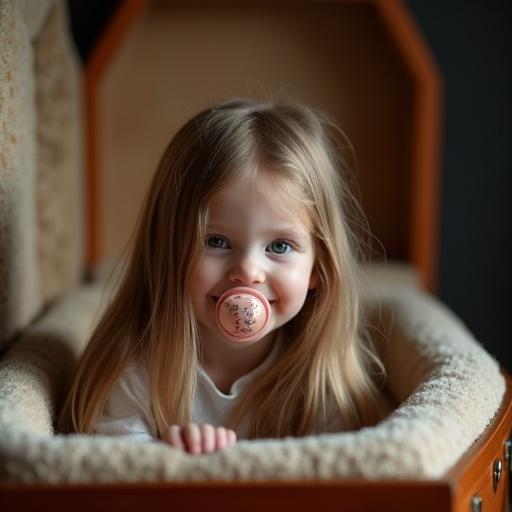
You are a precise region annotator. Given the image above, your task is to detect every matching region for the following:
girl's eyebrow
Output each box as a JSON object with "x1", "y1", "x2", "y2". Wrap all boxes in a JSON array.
[{"x1": 207, "y1": 223, "x2": 309, "y2": 239}]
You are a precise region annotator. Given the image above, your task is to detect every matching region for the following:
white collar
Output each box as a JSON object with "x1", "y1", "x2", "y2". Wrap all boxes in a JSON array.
[{"x1": 198, "y1": 338, "x2": 282, "y2": 397}]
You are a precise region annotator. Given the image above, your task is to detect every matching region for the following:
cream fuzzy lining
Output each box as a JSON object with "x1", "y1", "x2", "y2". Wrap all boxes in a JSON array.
[
  {"x1": 0, "y1": 0, "x2": 40, "y2": 347},
  {"x1": 0, "y1": 280, "x2": 505, "y2": 482},
  {"x1": 0, "y1": 0, "x2": 83, "y2": 349}
]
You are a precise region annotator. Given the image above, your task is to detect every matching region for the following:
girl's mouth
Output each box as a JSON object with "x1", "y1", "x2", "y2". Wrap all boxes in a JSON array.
[{"x1": 211, "y1": 295, "x2": 275, "y2": 304}]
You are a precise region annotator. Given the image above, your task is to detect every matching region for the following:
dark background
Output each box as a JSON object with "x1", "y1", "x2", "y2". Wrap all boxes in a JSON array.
[
  {"x1": 66, "y1": 0, "x2": 511, "y2": 371},
  {"x1": 407, "y1": 0, "x2": 511, "y2": 373}
]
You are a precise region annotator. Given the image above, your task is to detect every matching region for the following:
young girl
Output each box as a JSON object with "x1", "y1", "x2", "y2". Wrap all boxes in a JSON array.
[{"x1": 59, "y1": 97, "x2": 387, "y2": 455}]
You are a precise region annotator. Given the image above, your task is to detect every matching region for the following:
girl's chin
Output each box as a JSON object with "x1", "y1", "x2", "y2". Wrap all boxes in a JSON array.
[
  {"x1": 218, "y1": 329, "x2": 270, "y2": 345},
  {"x1": 214, "y1": 323, "x2": 276, "y2": 346}
]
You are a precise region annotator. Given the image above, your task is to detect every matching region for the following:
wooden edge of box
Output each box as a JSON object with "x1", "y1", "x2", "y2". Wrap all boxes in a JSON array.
[{"x1": 445, "y1": 368, "x2": 512, "y2": 512}]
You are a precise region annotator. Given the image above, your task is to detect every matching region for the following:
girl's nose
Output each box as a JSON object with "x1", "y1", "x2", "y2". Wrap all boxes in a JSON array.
[{"x1": 228, "y1": 254, "x2": 265, "y2": 284}]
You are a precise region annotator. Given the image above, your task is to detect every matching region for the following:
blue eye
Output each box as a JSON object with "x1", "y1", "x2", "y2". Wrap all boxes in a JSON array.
[
  {"x1": 206, "y1": 235, "x2": 231, "y2": 249},
  {"x1": 267, "y1": 240, "x2": 293, "y2": 255}
]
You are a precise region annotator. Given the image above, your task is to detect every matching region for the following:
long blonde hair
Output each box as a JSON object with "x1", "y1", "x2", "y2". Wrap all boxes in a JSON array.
[{"x1": 59, "y1": 97, "x2": 386, "y2": 437}]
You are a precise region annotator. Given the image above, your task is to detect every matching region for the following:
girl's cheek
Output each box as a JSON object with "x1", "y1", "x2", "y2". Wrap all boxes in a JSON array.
[
  {"x1": 194, "y1": 257, "x2": 214, "y2": 279},
  {"x1": 283, "y1": 271, "x2": 314, "y2": 307},
  {"x1": 200, "y1": 258, "x2": 224, "y2": 282},
  {"x1": 286, "y1": 267, "x2": 311, "y2": 291}
]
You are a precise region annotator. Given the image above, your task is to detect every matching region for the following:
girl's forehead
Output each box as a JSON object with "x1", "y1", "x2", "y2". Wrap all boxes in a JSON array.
[{"x1": 208, "y1": 174, "x2": 313, "y2": 230}]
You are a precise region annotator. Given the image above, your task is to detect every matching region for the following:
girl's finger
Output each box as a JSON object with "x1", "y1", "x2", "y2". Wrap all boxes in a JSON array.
[
  {"x1": 201, "y1": 423, "x2": 215, "y2": 453},
  {"x1": 162, "y1": 425, "x2": 185, "y2": 450},
  {"x1": 226, "y1": 429, "x2": 237, "y2": 447},
  {"x1": 215, "y1": 426, "x2": 227, "y2": 450},
  {"x1": 182, "y1": 423, "x2": 202, "y2": 454},
  {"x1": 160, "y1": 425, "x2": 185, "y2": 450}
]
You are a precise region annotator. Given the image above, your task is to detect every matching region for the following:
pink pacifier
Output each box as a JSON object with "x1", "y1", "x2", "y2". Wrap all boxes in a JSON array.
[{"x1": 215, "y1": 287, "x2": 271, "y2": 342}]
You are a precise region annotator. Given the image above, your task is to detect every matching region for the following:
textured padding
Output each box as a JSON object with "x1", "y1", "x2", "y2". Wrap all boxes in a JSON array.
[
  {"x1": 34, "y1": 0, "x2": 84, "y2": 306},
  {"x1": 0, "y1": 0, "x2": 83, "y2": 350},
  {"x1": 0, "y1": 281, "x2": 505, "y2": 482},
  {"x1": 0, "y1": 0, "x2": 41, "y2": 349}
]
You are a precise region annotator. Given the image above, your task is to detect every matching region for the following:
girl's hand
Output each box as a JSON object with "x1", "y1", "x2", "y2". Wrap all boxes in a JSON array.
[{"x1": 161, "y1": 423, "x2": 237, "y2": 455}]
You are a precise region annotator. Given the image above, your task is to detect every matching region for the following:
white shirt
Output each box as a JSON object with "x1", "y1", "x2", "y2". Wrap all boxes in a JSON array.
[
  {"x1": 93, "y1": 341, "x2": 283, "y2": 442},
  {"x1": 93, "y1": 341, "x2": 355, "y2": 442}
]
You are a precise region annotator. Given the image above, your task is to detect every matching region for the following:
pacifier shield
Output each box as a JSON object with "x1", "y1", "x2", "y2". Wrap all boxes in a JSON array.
[{"x1": 215, "y1": 287, "x2": 271, "y2": 342}]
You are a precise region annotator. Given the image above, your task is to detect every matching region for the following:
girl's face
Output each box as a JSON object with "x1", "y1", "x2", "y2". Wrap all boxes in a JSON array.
[{"x1": 189, "y1": 175, "x2": 318, "y2": 347}]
